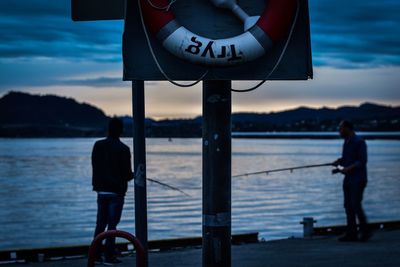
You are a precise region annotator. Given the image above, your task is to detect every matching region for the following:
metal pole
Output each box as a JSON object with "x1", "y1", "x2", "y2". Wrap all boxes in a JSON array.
[
  {"x1": 132, "y1": 80, "x2": 148, "y2": 267},
  {"x1": 202, "y1": 80, "x2": 232, "y2": 267}
]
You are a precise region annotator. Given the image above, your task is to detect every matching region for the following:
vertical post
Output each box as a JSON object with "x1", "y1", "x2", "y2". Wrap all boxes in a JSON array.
[
  {"x1": 202, "y1": 80, "x2": 232, "y2": 267},
  {"x1": 132, "y1": 80, "x2": 148, "y2": 267}
]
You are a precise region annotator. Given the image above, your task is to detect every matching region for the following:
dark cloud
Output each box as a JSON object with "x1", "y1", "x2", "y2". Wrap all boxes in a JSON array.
[
  {"x1": 0, "y1": 1, "x2": 123, "y2": 62},
  {"x1": 59, "y1": 76, "x2": 125, "y2": 87},
  {"x1": 3, "y1": 76, "x2": 125, "y2": 88},
  {"x1": 0, "y1": 0, "x2": 399, "y2": 97},
  {"x1": 0, "y1": 0, "x2": 398, "y2": 68},
  {"x1": 310, "y1": 0, "x2": 400, "y2": 68},
  {"x1": 0, "y1": 1, "x2": 397, "y2": 62},
  {"x1": 0, "y1": 2, "x2": 69, "y2": 17}
]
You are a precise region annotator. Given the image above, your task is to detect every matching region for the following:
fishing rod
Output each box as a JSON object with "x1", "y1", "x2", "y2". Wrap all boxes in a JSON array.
[
  {"x1": 147, "y1": 177, "x2": 191, "y2": 197},
  {"x1": 232, "y1": 163, "x2": 334, "y2": 178},
  {"x1": 143, "y1": 163, "x2": 334, "y2": 194},
  {"x1": 133, "y1": 169, "x2": 190, "y2": 196}
]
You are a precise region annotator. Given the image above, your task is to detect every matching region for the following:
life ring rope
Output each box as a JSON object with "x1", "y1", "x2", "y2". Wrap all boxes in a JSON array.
[
  {"x1": 138, "y1": 0, "x2": 208, "y2": 87},
  {"x1": 137, "y1": 0, "x2": 300, "y2": 91},
  {"x1": 231, "y1": 0, "x2": 300, "y2": 92},
  {"x1": 146, "y1": 0, "x2": 177, "y2": 11}
]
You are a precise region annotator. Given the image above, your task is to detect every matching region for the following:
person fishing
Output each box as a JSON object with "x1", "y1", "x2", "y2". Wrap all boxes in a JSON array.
[
  {"x1": 232, "y1": 120, "x2": 372, "y2": 242},
  {"x1": 332, "y1": 120, "x2": 371, "y2": 242},
  {"x1": 91, "y1": 118, "x2": 133, "y2": 265}
]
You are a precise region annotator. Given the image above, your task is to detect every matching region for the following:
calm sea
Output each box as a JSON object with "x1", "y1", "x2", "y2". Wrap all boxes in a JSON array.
[{"x1": 0, "y1": 138, "x2": 399, "y2": 250}]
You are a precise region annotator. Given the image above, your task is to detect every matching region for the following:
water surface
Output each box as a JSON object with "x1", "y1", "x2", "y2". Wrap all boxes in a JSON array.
[{"x1": 0, "y1": 138, "x2": 399, "y2": 250}]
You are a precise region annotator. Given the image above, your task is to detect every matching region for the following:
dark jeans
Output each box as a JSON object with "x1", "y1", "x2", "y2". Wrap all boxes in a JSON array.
[
  {"x1": 94, "y1": 194, "x2": 124, "y2": 260},
  {"x1": 343, "y1": 179, "x2": 368, "y2": 237}
]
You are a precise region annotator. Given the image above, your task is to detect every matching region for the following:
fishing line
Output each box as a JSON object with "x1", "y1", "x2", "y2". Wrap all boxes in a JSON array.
[
  {"x1": 145, "y1": 162, "x2": 334, "y2": 196},
  {"x1": 233, "y1": 163, "x2": 334, "y2": 178},
  {"x1": 147, "y1": 177, "x2": 191, "y2": 197}
]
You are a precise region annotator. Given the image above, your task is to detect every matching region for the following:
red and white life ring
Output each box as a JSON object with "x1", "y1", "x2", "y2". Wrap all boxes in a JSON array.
[{"x1": 140, "y1": 0, "x2": 298, "y2": 67}]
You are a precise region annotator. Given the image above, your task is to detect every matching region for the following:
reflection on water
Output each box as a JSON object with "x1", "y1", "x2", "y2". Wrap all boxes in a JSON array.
[{"x1": 0, "y1": 138, "x2": 399, "y2": 250}]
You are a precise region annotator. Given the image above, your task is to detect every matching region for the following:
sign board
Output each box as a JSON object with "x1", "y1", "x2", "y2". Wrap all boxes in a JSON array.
[
  {"x1": 71, "y1": 0, "x2": 125, "y2": 21},
  {"x1": 123, "y1": 0, "x2": 313, "y2": 81}
]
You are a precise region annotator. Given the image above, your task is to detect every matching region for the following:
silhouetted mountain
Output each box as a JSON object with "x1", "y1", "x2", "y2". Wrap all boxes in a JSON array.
[
  {"x1": 230, "y1": 103, "x2": 400, "y2": 132},
  {"x1": 146, "y1": 103, "x2": 399, "y2": 136},
  {"x1": 0, "y1": 92, "x2": 109, "y2": 137},
  {"x1": 0, "y1": 91, "x2": 399, "y2": 137}
]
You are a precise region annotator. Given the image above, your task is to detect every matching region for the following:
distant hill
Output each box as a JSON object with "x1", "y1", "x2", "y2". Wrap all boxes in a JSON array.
[
  {"x1": 0, "y1": 92, "x2": 109, "y2": 137},
  {"x1": 0, "y1": 91, "x2": 399, "y2": 137},
  {"x1": 148, "y1": 104, "x2": 400, "y2": 137},
  {"x1": 230, "y1": 103, "x2": 400, "y2": 132}
]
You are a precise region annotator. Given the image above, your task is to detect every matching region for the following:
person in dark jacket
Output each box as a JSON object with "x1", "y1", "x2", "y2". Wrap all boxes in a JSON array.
[
  {"x1": 332, "y1": 120, "x2": 371, "y2": 242},
  {"x1": 92, "y1": 118, "x2": 133, "y2": 265}
]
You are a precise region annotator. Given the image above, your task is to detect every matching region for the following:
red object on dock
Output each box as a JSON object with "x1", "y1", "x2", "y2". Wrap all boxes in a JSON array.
[{"x1": 87, "y1": 230, "x2": 145, "y2": 267}]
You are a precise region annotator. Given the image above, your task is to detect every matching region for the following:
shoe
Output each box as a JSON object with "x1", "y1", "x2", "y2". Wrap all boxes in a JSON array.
[
  {"x1": 338, "y1": 235, "x2": 358, "y2": 242},
  {"x1": 94, "y1": 256, "x2": 103, "y2": 265},
  {"x1": 103, "y1": 258, "x2": 122, "y2": 266},
  {"x1": 359, "y1": 231, "x2": 372, "y2": 242}
]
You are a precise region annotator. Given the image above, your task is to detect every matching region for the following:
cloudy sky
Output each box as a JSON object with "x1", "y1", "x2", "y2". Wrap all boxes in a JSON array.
[{"x1": 0, "y1": 0, "x2": 399, "y2": 119}]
